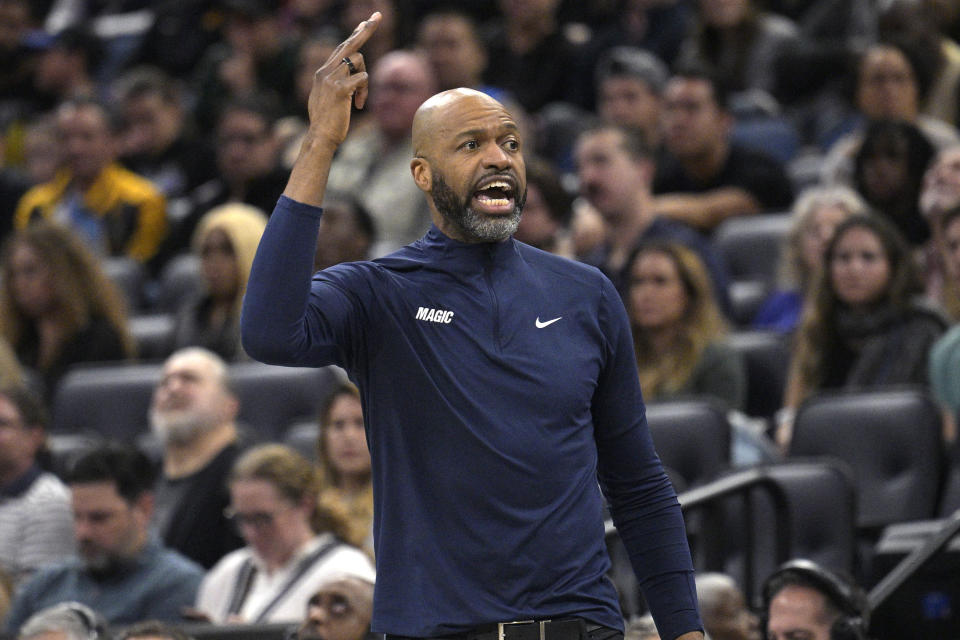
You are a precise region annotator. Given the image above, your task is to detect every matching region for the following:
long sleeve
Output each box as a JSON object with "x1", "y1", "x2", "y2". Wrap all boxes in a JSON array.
[{"x1": 592, "y1": 279, "x2": 702, "y2": 640}]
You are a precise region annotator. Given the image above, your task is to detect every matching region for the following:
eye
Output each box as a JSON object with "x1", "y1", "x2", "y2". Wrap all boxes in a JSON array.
[
  {"x1": 503, "y1": 139, "x2": 520, "y2": 151},
  {"x1": 461, "y1": 140, "x2": 478, "y2": 150}
]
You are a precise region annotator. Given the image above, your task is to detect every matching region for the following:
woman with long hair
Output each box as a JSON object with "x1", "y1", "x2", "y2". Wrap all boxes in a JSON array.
[
  {"x1": 316, "y1": 383, "x2": 373, "y2": 558},
  {"x1": 754, "y1": 186, "x2": 869, "y2": 333},
  {"x1": 627, "y1": 241, "x2": 746, "y2": 411},
  {"x1": 0, "y1": 222, "x2": 133, "y2": 395},
  {"x1": 170, "y1": 203, "x2": 268, "y2": 360},
  {"x1": 780, "y1": 214, "x2": 947, "y2": 446}
]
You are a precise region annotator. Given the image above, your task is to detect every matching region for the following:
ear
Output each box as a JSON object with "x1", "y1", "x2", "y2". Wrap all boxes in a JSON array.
[
  {"x1": 411, "y1": 157, "x2": 433, "y2": 194},
  {"x1": 133, "y1": 491, "x2": 155, "y2": 523}
]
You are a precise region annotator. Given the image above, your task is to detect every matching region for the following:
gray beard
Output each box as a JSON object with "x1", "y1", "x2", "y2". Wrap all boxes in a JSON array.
[
  {"x1": 432, "y1": 173, "x2": 524, "y2": 242},
  {"x1": 148, "y1": 409, "x2": 214, "y2": 446}
]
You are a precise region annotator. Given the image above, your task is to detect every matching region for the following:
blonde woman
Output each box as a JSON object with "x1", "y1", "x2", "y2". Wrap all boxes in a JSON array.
[
  {"x1": 196, "y1": 444, "x2": 374, "y2": 624},
  {"x1": 170, "y1": 203, "x2": 268, "y2": 360},
  {"x1": 0, "y1": 222, "x2": 133, "y2": 396},
  {"x1": 754, "y1": 185, "x2": 868, "y2": 333},
  {"x1": 627, "y1": 241, "x2": 746, "y2": 411}
]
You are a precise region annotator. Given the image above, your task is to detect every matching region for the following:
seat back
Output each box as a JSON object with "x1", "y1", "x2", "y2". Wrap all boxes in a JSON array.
[
  {"x1": 103, "y1": 256, "x2": 147, "y2": 314},
  {"x1": 789, "y1": 388, "x2": 944, "y2": 529},
  {"x1": 51, "y1": 363, "x2": 161, "y2": 439},
  {"x1": 230, "y1": 362, "x2": 341, "y2": 442},
  {"x1": 155, "y1": 253, "x2": 203, "y2": 312},
  {"x1": 713, "y1": 213, "x2": 792, "y2": 284},
  {"x1": 129, "y1": 313, "x2": 176, "y2": 362},
  {"x1": 727, "y1": 330, "x2": 790, "y2": 420},
  {"x1": 646, "y1": 399, "x2": 731, "y2": 488}
]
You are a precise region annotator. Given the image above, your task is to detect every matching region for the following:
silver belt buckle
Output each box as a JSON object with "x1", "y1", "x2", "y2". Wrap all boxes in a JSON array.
[{"x1": 496, "y1": 620, "x2": 544, "y2": 640}]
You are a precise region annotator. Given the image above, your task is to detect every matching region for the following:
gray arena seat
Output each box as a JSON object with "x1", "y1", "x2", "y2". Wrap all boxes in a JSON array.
[
  {"x1": 789, "y1": 388, "x2": 945, "y2": 530},
  {"x1": 646, "y1": 399, "x2": 731, "y2": 488},
  {"x1": 713, "y1": 212, "x2": 792, "y2": 284},
  {"x1": 155, "y1": 253, "x2": 203, "y2": 312},
  {"x1": 727, "y1": 330, "x2": 790, "y2": 421},
  {"x1": 103, "y1": 256, "x2": 147, "y2": 313},
  {"x1": 129, "y1": 313, "x2": 176, "y2": 362},
  {"x1": 51, "y1": 363, "x2": 161, "y2": 439}
]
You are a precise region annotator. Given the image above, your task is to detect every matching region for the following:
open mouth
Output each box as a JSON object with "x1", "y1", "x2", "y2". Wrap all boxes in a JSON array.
[{"x1": 472, "y1": 176, "x2": 516, "y2": 215}]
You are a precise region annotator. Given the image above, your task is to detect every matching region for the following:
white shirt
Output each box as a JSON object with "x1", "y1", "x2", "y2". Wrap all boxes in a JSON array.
[
  {"x1": 196, "y1": 533, "x2": 375, "y2": 623},
  {"x1": 0, "y1": 470, "x2": 75, "y2": 583}
]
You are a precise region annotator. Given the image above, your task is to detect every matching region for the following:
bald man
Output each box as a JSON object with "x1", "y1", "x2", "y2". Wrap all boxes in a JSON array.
[
  {"x1": 695, "y1": 573, "x2": 761, "y2": 640},
  {"x1": 240, "y1": 12, "x2": 703, "y2": 640}
]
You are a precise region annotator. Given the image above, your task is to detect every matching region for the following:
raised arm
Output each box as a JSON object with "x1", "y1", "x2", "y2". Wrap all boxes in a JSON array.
[
  {"x1": 285, "y1": 12, "x2": 382, "y2": 206},
  {"x1": 240, "y1": 13, "x2": 381, "y2": 365}
]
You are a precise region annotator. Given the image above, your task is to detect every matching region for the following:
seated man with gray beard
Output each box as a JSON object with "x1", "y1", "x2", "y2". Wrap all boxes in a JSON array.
[{"x1": 149, "y1": 347, "x2": 246, "y2": 569}]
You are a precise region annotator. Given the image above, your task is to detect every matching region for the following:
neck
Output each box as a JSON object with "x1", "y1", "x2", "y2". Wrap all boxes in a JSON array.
[
  {"x1": 604, "y1": 195, "x2": 654, "y2": 271},
  {"x1": 0, "y1": 459, "x2": 33, "y2": 489},
  {"x1": 647, "y1": 325, "x2": 680, "y2": 355},
  {"x1": 682, "y1": 143, "x2": 728, "y2": 181},
  {"x1": 163, "y1": 422, "x2": 237, "y2": 478},
  {"x1": 338, "y1": 473, "x2": 369, "y2": 497},
  {"x1": 264, "y1": 527, "x2": 313, "y2": 572}
]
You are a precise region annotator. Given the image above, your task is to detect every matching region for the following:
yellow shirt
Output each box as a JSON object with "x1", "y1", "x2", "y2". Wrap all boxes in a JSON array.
[{"x1": 14, "y1": 163, "x2": 167, "y2": 262}]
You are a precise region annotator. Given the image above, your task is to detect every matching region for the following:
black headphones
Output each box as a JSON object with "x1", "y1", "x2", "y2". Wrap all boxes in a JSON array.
[{"x1": 761, "y1": 559, "x2": 869, "y2": 640}]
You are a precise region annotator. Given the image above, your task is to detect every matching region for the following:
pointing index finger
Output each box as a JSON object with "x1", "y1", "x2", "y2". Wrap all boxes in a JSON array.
[{"x1": 337, "y1": 12, "x2": 382, "y2": 60}]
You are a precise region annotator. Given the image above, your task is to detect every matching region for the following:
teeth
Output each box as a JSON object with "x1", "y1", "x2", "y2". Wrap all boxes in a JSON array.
[{"x1": 480, "y1": 180, "x2": 512, "y2": 191}]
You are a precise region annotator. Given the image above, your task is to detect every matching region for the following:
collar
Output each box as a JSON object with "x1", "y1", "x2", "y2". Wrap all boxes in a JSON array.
[
  {"x1": 415, "y1": 224, "x2": 519, "y2": 274},
  {"x1": 0, "y1": 464, "x2": 43, "y2": 498},
  {"x1": 250, "y1": 532, "x2": 335, "y2": 575}
]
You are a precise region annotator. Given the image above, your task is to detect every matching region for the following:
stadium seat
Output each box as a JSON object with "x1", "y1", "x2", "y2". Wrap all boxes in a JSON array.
[
  {"x1": 789, "y1": 388, "x2": 945, "y2": 530},
  {"x1": 155, "y1": 253, "x2": 203, "y2": 312},
  {"x1": 713, "y1": 212, "x2": 792, "y2": 285},
  {"x1": 129, "y1": 313, "x2": 176, "y2": 362},
  {"x1": 727, "y1": 330, "x2": 790, "y2": 421},
  {"x1": 51, "y1": 363, "x2": 161, "y2": 439},
  {"x1": 646, "y1": 399, "x2": 731, "y2": 488},
  {"x1": 103, "y1": 256, "x2": 147, "y2": 313},
  {"x1": 283, "y1": 420, "x2": 320, "y2": 463}
]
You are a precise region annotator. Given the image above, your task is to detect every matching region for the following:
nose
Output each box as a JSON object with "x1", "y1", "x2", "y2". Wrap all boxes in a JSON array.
[
  {"x1": 481, "y1": 141, "x2": 510, "y2": 170},
  {"x1": 307, "y1": 602, "x2": 328, "y2": 626}
]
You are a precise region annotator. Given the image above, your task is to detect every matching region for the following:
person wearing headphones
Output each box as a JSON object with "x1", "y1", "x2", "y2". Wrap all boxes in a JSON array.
[{"x1": 762, "y1": 559, "x2": 871, "y2": 640}]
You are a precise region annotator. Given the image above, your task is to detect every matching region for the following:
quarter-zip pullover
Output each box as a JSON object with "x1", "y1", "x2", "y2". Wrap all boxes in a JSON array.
[{"x1": 241, "y1": 196, "x2": 701, "y2": 640}]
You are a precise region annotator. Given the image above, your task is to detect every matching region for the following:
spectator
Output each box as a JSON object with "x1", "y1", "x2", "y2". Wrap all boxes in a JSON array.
[
  {"x1": 653, "y1": 67, "x2": 794, "y2": 232},
  {"x1": 821, "y1": 40, "x2": 960, "y2": 185},
  {"x1": 169, "y1": 203, "x2": 268, "y2": 361},
  {"x1": 695, "y1": 572, "x2": 761, "y2": 640},
  {"x1": 762, "y1": 559, "x2": 870, "y2": 640},
  {"x1": 325, "y1": 50, "x2": 436, "y2": 255},
  {"x1": 195, "y1": 444, "x2": 375, "y2": 624},
  {"x1": 31, "y1": 27, "x2": 101, "y2": 110},
  {"x1": 482, "y1": 0, "x2": 584, "y2": 112},
  {"x1": 625, "y1": 241, "x2": 745, "y2": 411},
  {"x1": 317, "y1": 384, "x2": 372, "y2": 557},
  {"x1": 753, "y1": 185, "x2": 869, "y2": 333},
  {"x1": 676, "y1": 0, "x2": 800, "y2": 100},
  {"x1": 3, "y1": 444, "x2": 204, "y2": 631},
  {"x1": 296, "y1": 575, "x2": 374, "y2": 640},
  {"x1": 148, "y1": 347, "x2": 247, "y2": 569},
  {"x1": 919, "y1": 144, "x2": 960, "y2": 318},
  {"x1": 574, "y1": 123, "x2": 731, "y2": 311},
  {"x1": 779, "y1": 214, "x2": 947, "y2": 448},
  {"x1": 512, "y1": 156, "x2": 574, "y2": 257},
  {"x1": 14, "y1": 97, "x2": 167, "y2": 263},
  {"x1": 929, "y1": 205, "x2": 960, "y2": 443},
  {"x1": 0, "y1": 222, "x2": 134, "y2": 397},
  {"x1": 0, "y1": 0, "x2": 39, "y2": 107},
  {"x1": 113, "y1": 67, "x2": 217, "y2": 208},
  {"x1": 313, "y1": 194, "x2": 376, "y2": 273},
  {"x1": 164, "y1": 95, "x2": 286, "y2": 267},
  {"x1": 416, "y1": 9, "x2": 490, "y2": 93},
  {"x1": 192, "y1": 0, "x2": 300, "y2": 131},
  {"x1": 594, "y1": 46, "x2": 669, "y2": 151},
  {"x1": 16, "y1": 602, "x2": 109, "y2": 640},
  {"x1": 852, "y1": 119, "x2": 936, "y2": 246},
  {"x1": 0, "y1": 384, "x2": 74, "y2": 585}
]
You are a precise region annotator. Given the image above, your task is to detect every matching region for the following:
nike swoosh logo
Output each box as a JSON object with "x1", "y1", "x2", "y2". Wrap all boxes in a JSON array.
[{"x1": 535, "y1": 316, "x2": 562, "y2": 328}]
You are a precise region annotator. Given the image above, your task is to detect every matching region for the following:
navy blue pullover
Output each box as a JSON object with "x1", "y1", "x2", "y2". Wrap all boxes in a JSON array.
[{"x1": 241, "y1": 196, "x2": 701, "y2": 639}]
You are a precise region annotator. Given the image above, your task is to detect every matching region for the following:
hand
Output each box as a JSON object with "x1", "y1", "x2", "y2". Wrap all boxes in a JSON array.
[{"x1": 305, "y1": 11, "x2": 382, "y2": 147}]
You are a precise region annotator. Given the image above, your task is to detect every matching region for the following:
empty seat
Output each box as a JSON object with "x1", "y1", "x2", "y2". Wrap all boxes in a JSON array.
[
  {"x1": 713, "y1": 213, "x2": 792, "y2": 285},
  {"x1": 155, "y1": 253, "x2": 203, "y2": 312},
  {"x1": 51, "y1": 363, "x2": 161, "y2": 439},
  {"x1": 283, "y1": 420, "x2": 320, "y2": 463},
  {"x1": 103, "y1": 256, "x2": 147, "y2": 313},
  {"x1": 789, "y1": 388, "x2": 944, "y2": 530},
  {"x1": 129, "y1": 313, "x2": 176, "y2": 362},
  {"x1": 230, "y1": 362, "x2": 341, "y2": 442},
  {"x1": 727, "y1": 330, "x2": 790, "y2": 421},
  {"x1": 646, "y1": 399, "x2": 731, "y2": 488}
]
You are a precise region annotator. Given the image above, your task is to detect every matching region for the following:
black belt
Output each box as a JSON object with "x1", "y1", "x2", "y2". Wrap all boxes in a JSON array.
[{"x1": 386, "y1": 618, "x2": 591, "y2": 640}]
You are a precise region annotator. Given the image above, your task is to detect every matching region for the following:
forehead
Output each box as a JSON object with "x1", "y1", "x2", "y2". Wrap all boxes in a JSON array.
[
  {"x1": 436, "y1": 97, "x2": 518, "y2": 141},
  {"x1": 57, "y1": 105, "x2": 110, "y2": 131},
  {"x1": 230, "y1": 477, "x2": 283, "y2": 503},
  {"x1": 835, "y1": 225, "x2": 883, "y2": 249},
  {"x1": 664, "y1": 78, "x2": 715, "y2": 104},
  {"x1": 578, "y1": 129, "x2": 625, "y2": 154},
  {"x1": 71, "y1": 481, "x2": 126, "y2": 507},
  {"x1": 163, "y1": 352, "x2": 217, "y2": 380},
  {"x1": 862, "y1": 47, "x2": 911, "y2": 74}
]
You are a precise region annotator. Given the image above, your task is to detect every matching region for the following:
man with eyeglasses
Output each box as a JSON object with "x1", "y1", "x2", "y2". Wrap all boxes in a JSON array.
[
  {"x1": 298, "y1": 575, "x2": 374, "y2": 640},
  {"x1": 3, "y1": 444, "x2": 204, "y2": 633}
]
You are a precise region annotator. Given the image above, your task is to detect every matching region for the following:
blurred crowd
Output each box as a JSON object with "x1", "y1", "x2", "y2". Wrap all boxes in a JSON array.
[{"x1": 2, "y1": 0, "x2": 960, "y2": 638}]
